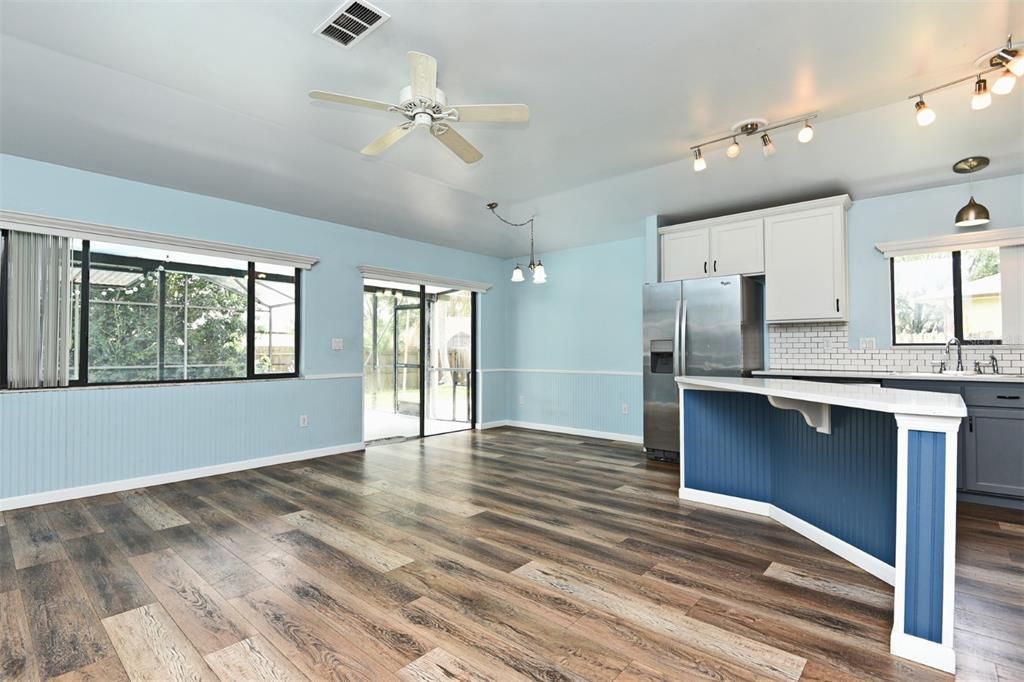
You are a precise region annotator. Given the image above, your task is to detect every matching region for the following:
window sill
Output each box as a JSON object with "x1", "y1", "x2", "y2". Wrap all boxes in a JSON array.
[{"x1": 0, "y1": 374, "x2": 338, "y2": 394}]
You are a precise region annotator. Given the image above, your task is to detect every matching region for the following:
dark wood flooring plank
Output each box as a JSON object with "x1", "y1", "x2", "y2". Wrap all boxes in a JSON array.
[
  {"x1": 17, "y1": 560, "x2": 112, "y2": 678},
  {"x1": 48, "y1": 655, "x2": 129, "y2": 682},
  {"x1": 128, "y1": 548, "x2": 255, "y2": 655},
  {"x1": 64, "y1": 532, "x2": 156, "y2": 618},
  {"x1": 44, "y1": 501, "x2": 104, "y2": 541},
  {"x1": 102, "y1": 602, "x2": 218, "y2": 681},
  {"x1": 7, "y1": 507, "x2": 68, "y2": 569},
  {"x1": 118, "y1": 490, "x2": 190, "y2": 530},
  {"x1": 0, "y1": 588, "x2": 39, "y2": 682},
  {"x1": 0, "y1": 525, "x2": 17, "y2": 592},
  {"x1": 230, "y1": 585, "x2": 397, "y2": 681},
  {"x1": 158, "y1": 523, "x2": 269, "y2": 599},
  {"x1": 87, "y1": 501, "x2": 169, "y2": 557}
]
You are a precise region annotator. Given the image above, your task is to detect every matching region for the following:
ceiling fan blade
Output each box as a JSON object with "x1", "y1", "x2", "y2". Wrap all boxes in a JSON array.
[
  {"x1": 361, "y1": 125, "x2": 413, "y2": 156},
  {"x1": 431, "y1": 125, "x2": 483, "y2": 164},
  {"x1": 451, "y1": 104, "x2": 530, "y2": 123},
  {"x1": 309, "y1": 91, "x2": 394, "y2": 111},
  {"x1": 408, "y1": 51, "x2": 438, "y2": 100}
]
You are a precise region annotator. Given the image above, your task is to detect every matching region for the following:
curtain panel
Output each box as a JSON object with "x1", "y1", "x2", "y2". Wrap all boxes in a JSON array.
[{"x1": 5, "y1": 230, "x2": 73, "y2": 388}]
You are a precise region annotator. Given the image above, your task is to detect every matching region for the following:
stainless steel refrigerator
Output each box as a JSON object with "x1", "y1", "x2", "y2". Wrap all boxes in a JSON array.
[{"x1": 642, "y1": 276, "x2": 764, "y2": 461}]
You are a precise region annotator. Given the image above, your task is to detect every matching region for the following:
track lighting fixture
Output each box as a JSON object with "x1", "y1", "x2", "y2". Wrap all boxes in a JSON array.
[
  {"x1": 688, "y1": 114, "x2": 814, "y2": 172},
  {"x1": 909, "y1": 35, "x2": 1021, "y2": 125},
  {"x1": 486, "y1": 202, "x2": 547, "y2": 284},
  {"x1": 915, "y1": 98, "x2": 936, "y2": 126},
  {"x1": 693, "y1": 148, "x2": 707, "y2": 172},
  {"x1": 972, "y1": 77, "x2": 991, "y2": 110},
  {"x1": 797, "y1": 121, "x2": 814, "y2": 143},
  {"x1": 726, "y1": 138, "x2": 741, "y2": 158}
]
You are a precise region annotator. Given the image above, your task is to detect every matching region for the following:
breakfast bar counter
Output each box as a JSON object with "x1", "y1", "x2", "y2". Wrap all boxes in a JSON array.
[{"x1": 676, "y1": 376, "x2": 967, "y2": 673}]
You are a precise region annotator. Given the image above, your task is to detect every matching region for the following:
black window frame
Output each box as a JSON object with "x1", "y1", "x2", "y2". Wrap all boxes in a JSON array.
[
  {"x1": 890, "y1": 249, "x2": 1003, "y2": 347},
  {"x1": 1, "y1": 237, "x2": 301, "y2": 390}
]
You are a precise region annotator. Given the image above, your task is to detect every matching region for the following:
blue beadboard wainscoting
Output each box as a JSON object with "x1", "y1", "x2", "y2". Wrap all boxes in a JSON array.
[
  {"x1": 0, "y1": 377, "x2": 362, "y2": 507},
  {"x1": 683, "y1": 390, "x2": 897, "y2": 564},
  {"x1": 903, "y1": 430, "x2": 947, "y2": 644}
]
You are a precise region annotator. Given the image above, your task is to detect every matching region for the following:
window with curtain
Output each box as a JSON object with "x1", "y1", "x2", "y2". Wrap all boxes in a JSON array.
[{"x1": 1, "y1": 230, "x2": 302, "y2": 388}]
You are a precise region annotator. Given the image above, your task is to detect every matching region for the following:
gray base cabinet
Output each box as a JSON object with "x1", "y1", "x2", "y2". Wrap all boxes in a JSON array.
[{"x1": 964, "y1": 408, "x2": 1024, "y2": 498}]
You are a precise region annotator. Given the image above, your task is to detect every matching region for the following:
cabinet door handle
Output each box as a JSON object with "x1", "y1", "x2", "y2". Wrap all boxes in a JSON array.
[
  {"x1": 835, "y1": 298, "x2": 840, "y2": 313},
  {"x1": 713, "y1": 260, "x2": 717, "y2": 272},
  {"x1": 704, "y1": 261, "x2": 707, "y2": 274},
  {"x1": 968, "y1": 416, "x2": 973, "y2": 432},
  {"x1": 996, "y1": 395, "x2": 1021, "y2": 400}
]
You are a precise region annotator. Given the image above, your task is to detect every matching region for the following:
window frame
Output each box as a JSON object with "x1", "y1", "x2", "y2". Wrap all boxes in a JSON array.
[
  {"x1": 1, "y1": 237, "x2": 301, "y2": 390},
  {"x1": 890, "y1": 249, "x2": 1002, "y2": 347}
]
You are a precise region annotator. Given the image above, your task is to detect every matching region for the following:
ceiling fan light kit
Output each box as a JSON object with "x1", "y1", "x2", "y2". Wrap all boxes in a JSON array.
[
  {"x1": 688, "y1": 115, "x2": 816, "y2": 172},
  {"x1": 309, "y1": 51, "x2": 529, "y2": 164},
  {"x1": 909, "y1": 34, "x2": 1021, "y2": 126}
]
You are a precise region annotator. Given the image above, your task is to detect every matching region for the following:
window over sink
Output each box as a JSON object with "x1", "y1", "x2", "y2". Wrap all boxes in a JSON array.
[{"x1": 891, "y1": 247, "x2": 1001, "y2": 345}]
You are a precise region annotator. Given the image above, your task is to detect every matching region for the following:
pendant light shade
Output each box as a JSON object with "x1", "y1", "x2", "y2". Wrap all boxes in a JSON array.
[
  {"x1": 955, "y1": 197, "x2": 991, "y2": 228},
  {"x1": 511, "y1": 264, "x2": 524, "y2": 282},
  {"x1": 532, "y1": 261, "x2": 547, "y2": 284}
]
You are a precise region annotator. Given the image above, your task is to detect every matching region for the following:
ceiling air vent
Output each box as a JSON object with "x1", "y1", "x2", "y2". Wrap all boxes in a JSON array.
[{"x1": 315, "y1": 1, "x2": 390, "y2": 48}]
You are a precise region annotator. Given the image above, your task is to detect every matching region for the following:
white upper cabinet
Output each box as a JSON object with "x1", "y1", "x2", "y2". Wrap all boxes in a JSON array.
[
  {"x1": 764, "y1": 201, "x2": 849, "y2": 322},
  {"x1": 709, "y1": 218, "x2": 764, "y2": 276},
  {"x1": 661, "y1": 227, "x2": 711, "y2": 281},
  {"x1": 659, "y1": 195, "x2": 851, "y2": 322},
  {"x1": 661, "y1": 219, "x2": 764, "y2": 281}
]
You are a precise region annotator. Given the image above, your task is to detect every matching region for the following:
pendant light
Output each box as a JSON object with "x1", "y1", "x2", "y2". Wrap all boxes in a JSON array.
[
  {"x1": 487, "y1": 202, "x2": 547, "y2": 284},
  {"x1": 971, "y1": 77, "x2": 991, "y2": 110},
  {"x1": 952, "y1": 156, "x2": 991, "y2": 228}
]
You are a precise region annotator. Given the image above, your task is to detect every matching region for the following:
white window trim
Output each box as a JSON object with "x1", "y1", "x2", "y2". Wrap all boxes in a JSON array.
[
  {"x1": 0, "y1": 210, "x2": 318, "y2": 270},
  {"x1": 357, "y1": 265, "x2": 492, "y2": 293},
  {"x1": 875, "y1": 226, "x2": 1024, "y2": 258}
]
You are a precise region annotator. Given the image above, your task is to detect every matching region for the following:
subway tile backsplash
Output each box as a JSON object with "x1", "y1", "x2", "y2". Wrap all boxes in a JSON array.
[{"x1": 768, "y1": 323, "x2": 1024, "y2": 374}]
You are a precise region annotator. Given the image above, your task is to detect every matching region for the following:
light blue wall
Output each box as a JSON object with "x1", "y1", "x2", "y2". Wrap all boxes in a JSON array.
[
  {"x1": 847, "y1": 174, "x2": 1024, "y2": 348},
  {"x1": 0, "y1": 154, "x2": 508, "y2": 500},
  {"x1": 499, "y1": 237, "x2": 644, "y2": 436}
]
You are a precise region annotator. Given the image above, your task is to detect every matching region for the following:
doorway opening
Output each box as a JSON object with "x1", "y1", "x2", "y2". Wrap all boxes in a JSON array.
[{"x1": 363, "y1": 278, "x2": 476, "y2": 443}]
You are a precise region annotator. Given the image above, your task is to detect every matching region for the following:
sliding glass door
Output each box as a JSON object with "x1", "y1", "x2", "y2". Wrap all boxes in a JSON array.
[{"x1": 363, "y1": 279, "x2": 475, "y2": 443}]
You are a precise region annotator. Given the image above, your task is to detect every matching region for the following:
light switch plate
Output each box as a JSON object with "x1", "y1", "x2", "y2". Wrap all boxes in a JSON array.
[
  {"x1": 859, "y1": 337, "x2": 876, "y2": 350},
  {"x1": 331, "y1": 338, "x2": 344, "y2": 351}
]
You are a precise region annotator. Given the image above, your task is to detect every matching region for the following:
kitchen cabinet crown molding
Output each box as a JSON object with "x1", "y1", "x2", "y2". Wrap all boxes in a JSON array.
[{"x1": 658, "y1": 194, "x2": 852, "y2": 235}]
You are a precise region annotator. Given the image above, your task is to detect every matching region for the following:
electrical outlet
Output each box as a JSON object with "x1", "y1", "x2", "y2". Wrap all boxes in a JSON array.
[
  {"x1": 331, "y1": 338, "x2": 344, "y2": 351},
  {"x1": 621, "y1": 403, "x2": 629, "y2": 415},
  {"x1": 859, "y1": 337, "x2": 876, "y2": 350},
  {"x1": 299, "y1": 415, "x2": 309, "y2": 428}
]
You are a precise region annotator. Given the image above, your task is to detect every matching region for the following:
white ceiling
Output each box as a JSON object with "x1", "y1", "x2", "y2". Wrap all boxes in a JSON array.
[{"x1": 1, "y1": 1, "x2": 1022, "y2": 257}]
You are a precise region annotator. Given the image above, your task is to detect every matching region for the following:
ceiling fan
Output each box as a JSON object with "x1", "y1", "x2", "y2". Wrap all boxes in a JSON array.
[{"x1": 309, "y1": 51, "x2": 529, "y2": 164}]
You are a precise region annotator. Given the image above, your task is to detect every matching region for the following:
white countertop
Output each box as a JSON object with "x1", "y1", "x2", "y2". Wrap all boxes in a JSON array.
[
  {"x1": 677, "y1": 376, "x2": 967, "y2": 418},
  {"x1": 754, "y1": 368, "x2": 1024, "y2": 383}
]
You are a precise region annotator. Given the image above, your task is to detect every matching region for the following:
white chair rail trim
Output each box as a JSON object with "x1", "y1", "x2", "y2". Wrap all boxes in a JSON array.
[{"x1": 0, "y1": 210, "x2": 319, "y2": 270}]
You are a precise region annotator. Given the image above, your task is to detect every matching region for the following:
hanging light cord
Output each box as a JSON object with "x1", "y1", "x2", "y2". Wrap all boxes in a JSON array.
[{"x1": 487, "y1": 203, "x2": 537, "y2": 267}]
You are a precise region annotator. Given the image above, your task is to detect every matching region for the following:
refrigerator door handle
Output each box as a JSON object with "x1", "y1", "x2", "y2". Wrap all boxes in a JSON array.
[{"x1": 674, "y1": 299, "x2": 687, "y2": 377}]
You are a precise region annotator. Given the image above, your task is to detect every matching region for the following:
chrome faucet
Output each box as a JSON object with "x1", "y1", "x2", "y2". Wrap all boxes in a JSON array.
[
  {"x1": 990, "y1": 354, "x2": 1000, "y2": 374},
  {"x1": 944, "y1": 337, "x2": 963, "y2": 372}
]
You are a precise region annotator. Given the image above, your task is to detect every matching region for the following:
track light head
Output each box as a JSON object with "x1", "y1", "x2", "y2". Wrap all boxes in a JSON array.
[
  {"x1": 693, "y1": 148, "x2": 707, "y2": 172},
  {"x1": 797, "y1": 121, "x2": 814, "y2": 143},
  {"x1": 486, "y1": 202, "x2": 499, "y2": 210},
  {"x1": 914, "y1": 98, "x2": 936, "y2": 126},
  {"x1": 972, "y1": 76, "x2": 992, "y2": 110},
  {"x1": 761, "y1": 133, "x2": 775, "y2": 157},
  {"x1": 992, "y1": 68, "x2": 1016, "y2": 95},
  {"x1": 726, "y1": 138, "x2": 741, "y2": 158}
]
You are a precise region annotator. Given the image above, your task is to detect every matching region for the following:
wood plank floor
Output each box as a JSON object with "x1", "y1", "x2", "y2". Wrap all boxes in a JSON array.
[{"x1": 1, "y1": 427, "x2": 1021, "y2": 681}]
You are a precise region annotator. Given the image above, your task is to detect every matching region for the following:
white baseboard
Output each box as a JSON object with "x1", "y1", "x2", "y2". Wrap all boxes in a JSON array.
[
  {"x1": 890, "y1": 631, "x2": 956, "y2": 674},
  {"x1": 0, "y1": 442, "x2": 365, "y2": 511},
  {"x1": 477, "y1": 420, "x2": 511, "y2": 430},
  {"x1": 493, "y1": 420, "x2": 642, "y2": 444},
  {"x1": 679, "y1": 486, "x2": 895, "y2": 586}
]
